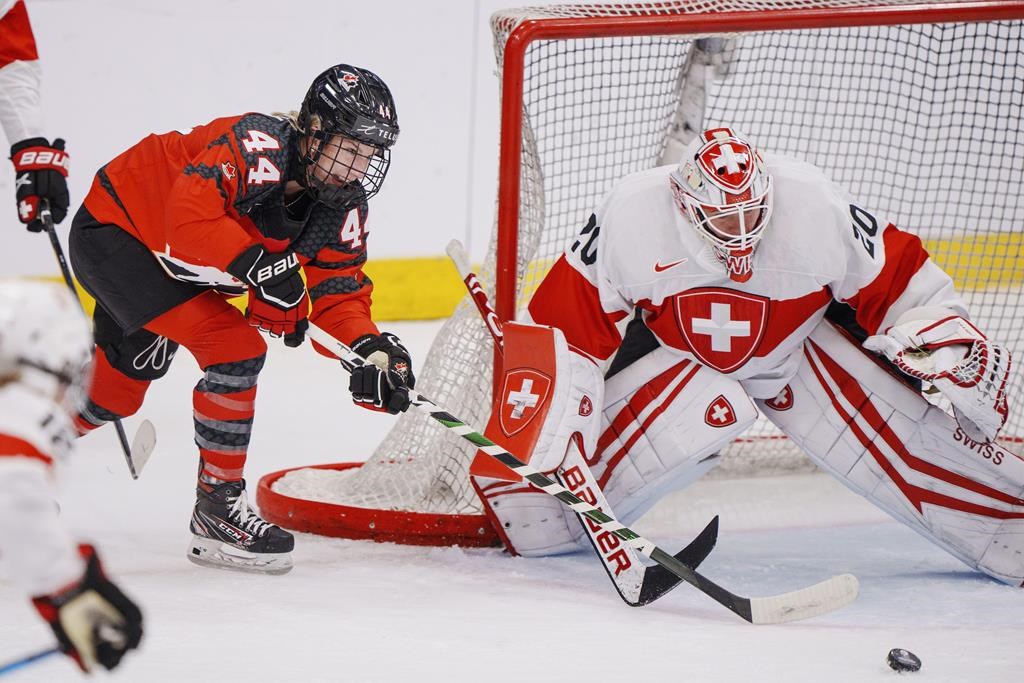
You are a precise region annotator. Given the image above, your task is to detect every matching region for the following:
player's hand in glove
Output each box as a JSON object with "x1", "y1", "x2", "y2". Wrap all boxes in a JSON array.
[
  {"x1": 227, "y1": 245, "x2": 308, "y2": 347},
  {"x1": 349, "y1": 332, "x2": 416, "y2": 414},
  {"x1": 10, "y1": 137, "x2": 70, "y2": 232},
  {"x1": 31, "y1": 545, "x2": 143, "y2": 673}
]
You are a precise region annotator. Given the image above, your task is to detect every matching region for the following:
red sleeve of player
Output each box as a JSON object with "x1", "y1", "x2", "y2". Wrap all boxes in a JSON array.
[
  {"x1": 844, "y1": 224, "x2": 930, "y2": 335},
  {"x1": 305, "y1": 208, "x2": 379, "y2": 358},
  {"x1": 163, "y1": 141, "x2": 257, "y2": 272},
  {"x1": 0, "y1": 2, "x2": 38, "y2": 68},
  {"x1": 528, "y1": 255, "x2": 627, "y2": 361}
]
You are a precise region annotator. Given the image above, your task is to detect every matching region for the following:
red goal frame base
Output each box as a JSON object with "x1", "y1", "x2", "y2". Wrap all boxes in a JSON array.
[{"x1": 256, "y1": 463, "x2": 502, "y2": 548}]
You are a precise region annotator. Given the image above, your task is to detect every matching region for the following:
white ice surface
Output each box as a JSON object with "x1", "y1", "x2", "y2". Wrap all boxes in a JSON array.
[{"x1": 0, "y1": 320, "x2": 1020, "y2": 682}]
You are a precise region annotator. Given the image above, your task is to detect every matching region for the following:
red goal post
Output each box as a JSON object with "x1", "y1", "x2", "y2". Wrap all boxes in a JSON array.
[{"x1": 258, "y1": 1, "x2": 1024, "y2": 545}]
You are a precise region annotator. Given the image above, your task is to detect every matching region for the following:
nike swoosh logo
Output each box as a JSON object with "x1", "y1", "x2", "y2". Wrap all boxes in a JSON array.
[{"x1": 654, "y1": 258, "x2": 688, "y2": 273}]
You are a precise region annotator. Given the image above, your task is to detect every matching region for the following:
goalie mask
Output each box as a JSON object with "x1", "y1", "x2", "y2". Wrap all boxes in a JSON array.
[
  {"x1": 297, "y1": 64, "x2": 399, "y2": 210},
  {"x1": 0, "y1": 281, "x2": 93, "y2": 414},
  {"x1": 669, "y1": 128, "x2": 773, "y2": 283}
]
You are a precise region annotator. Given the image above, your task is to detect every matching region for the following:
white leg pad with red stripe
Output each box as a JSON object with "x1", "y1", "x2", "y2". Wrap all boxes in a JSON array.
[
  {"x1": 594, "y1": 347, "x2": 757, "y2": 525},
  {"x1": 476, "y1": 340, "x2": 757, "y2": 557},
  {"x1": 762, "y1": 321, "x2": 1024, "y2": 586}
]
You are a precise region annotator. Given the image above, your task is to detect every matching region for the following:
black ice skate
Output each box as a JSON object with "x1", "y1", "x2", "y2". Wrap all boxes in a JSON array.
[{"x1": 188, "y1": 479, "x2": 294, "y2": 575}]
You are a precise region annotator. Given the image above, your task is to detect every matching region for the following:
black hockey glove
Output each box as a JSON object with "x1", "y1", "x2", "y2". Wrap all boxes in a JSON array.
[
  {"x1": 349, "y1": 332, "x2": 416, "y2": 414},
  {"x1": 31, "y1": 545, "x2": 144, "y2": 673},
  {"x1": 10, "y1": 137, "x2": 70, "y2": 231},
  {"x1": 227, "y1": 245, "x2": 309, "y2": 347}
]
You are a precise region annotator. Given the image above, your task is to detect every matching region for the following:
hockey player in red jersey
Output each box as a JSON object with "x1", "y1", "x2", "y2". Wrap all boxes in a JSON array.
[
  {"x1": 0, "y1": 0, "x2": 70, "y2": 231},
  {"x1": 0, "y1": 281, "x2": 143, "y2": 673},
  {"x1": 477, "y1": 127, "x2": 1020, "y2": 586},
  {"x1": 67, "y1": 64, "x2": 416, "y2": 574}
]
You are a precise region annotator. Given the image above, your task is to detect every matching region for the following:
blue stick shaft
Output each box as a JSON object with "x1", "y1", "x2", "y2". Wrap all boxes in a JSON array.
[{"x1": 0, "y1": 648, "x2": 60, "y2": 676}]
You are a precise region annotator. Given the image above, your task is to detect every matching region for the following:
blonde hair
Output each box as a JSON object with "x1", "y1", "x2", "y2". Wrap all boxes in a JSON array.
[{"x1": 273, "y1": 110, "x2": 321, "y2": 134}]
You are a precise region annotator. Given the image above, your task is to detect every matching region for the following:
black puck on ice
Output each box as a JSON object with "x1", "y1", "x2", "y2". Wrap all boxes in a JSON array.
[{"x1": 887, "y1": 648, "x2": 922, "y2": 673}]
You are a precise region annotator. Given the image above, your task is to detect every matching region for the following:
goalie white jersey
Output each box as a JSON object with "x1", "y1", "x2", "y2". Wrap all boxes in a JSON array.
[{"x1": 528, "y1": 154, "x2": 966, "y2": 400}]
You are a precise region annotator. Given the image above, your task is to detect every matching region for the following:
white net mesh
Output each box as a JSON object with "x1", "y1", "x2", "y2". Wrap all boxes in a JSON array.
[{"x1": 320, "y1": 0, "x2": 1024, "y2": 516}]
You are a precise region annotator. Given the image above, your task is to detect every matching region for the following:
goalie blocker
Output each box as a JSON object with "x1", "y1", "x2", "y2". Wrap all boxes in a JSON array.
[{"x1": 477, "y1": 319, "x2": 1022, "y2": 586}]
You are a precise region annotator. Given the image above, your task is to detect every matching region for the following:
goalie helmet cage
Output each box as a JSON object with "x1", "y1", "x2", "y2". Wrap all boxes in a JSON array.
[{"x1": 257, "y1": 0, "x2": 1024, "y2": 546}]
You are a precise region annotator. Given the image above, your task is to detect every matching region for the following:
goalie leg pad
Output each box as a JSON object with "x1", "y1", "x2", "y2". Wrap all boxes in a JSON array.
[
  {"x1": 479, "y1": 345, "x2": 757, "y2": 557},
  {"x1": 471, "y1": 322, "x2": 605, "y2": 556},
  {"x1": 593, "y1": 347, "x2": 757, "y2": 526},
  {"x1": 764, "y1": 321, "x2": 1024, "y2": 586}
]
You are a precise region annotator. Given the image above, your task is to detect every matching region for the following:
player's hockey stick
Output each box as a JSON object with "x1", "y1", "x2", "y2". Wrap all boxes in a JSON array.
[
  {"x1": 39, "y1": 204, "x2": 156, "y2": 479},
  {"x1": 0, "y1": 647, "x2": 59, "y2": 676},
  {"x1": 308, "y1": 321, "x2": 858, "y2": 624},
  {"x1": 446, "y1": 239, "x2": 716, "y2": 605}
]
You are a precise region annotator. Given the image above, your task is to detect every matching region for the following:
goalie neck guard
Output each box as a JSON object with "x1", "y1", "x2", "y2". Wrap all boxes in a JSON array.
[{"x1": 669, "y1": 128, "x2": 773, "y2": 283}]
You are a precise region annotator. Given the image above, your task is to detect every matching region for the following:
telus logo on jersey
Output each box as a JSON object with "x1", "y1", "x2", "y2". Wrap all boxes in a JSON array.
[{"x1": 674, "y1": 288, "x2": 768, "y2": 373}]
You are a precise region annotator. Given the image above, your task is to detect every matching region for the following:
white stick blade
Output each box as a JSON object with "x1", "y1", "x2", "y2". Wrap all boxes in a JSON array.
[
  {"x1": 129, "y1": 419, "x2": 157, "y2": 478},
  {"x1": 445, "y1": 239, "x2": 472, "y2": 277},
  {"x1": 750, "y1": 573, "x2": 859, "y2": 624}
]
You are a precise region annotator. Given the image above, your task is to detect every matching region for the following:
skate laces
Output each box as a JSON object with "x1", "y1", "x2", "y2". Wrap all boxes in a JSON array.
[{"x1": 228, "y1": 490, "x2": 274, "y2": 536}]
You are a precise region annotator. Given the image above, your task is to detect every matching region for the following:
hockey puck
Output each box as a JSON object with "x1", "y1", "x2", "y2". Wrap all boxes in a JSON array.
[{"x1": 886, "y1": 648, "x2": 921, "y2": 673}]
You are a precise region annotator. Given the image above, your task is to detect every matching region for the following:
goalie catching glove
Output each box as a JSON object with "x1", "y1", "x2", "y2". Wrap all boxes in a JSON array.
[
  {"x1": 349, "y1": 332, "x2": 416, "y2": 414},
  {"x1": 863, "y1": 306, "x2": 1011, "y2": 442},
  {"x1": 31, "y1": 545, "x2": 143, "y2": 673},
  {"x1": 227, "y1": 245, "x2": 309, "y2": 347}
]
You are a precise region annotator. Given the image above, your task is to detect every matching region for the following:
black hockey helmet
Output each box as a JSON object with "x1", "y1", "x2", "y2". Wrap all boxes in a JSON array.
[{"x1": 297, "y1": 64, "x2": 399, "y2": 209}]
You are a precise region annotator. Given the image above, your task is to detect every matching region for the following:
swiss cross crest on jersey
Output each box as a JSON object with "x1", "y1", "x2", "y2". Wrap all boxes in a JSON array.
[
  {"x1": 674, "y1": 288, "x2": 768, "y2": 373},
  {"x1": 498, "y1": 369, "x2": 553, "y2": 437},
  {"x1": 696, "y1": 128, "x2": 757, "y2": 194}
]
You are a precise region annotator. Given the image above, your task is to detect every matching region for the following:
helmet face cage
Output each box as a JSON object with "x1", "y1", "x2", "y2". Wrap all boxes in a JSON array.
[
  {"x1": 670, "y1": 128, "x2": 773, "y2": 281},
  {"x1": 302, "y1": 131, "x2": 391, "y2": 209},
  {"x1": 298, "y1": 64, "x2": 399, "y2": 209}
]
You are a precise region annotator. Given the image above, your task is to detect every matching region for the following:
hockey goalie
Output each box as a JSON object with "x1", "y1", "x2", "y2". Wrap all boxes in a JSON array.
[{"x1": 472, "y1": 127, "x2": 1020, "y2": 587}]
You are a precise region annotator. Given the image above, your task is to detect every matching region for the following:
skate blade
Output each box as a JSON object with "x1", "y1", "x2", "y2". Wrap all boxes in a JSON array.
[{"x1": 187, "y1": 536, "x2": 293, "y2": 575}]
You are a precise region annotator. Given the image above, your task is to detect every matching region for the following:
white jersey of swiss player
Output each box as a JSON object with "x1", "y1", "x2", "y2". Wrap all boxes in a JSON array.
[
  {"x1": 0, "y1": 0, "x2": 46, "y2": 144},
  {"x1": 0, "y1": 382, "x2": 83, "y2": 595},
  {"x1": 528, "y1": 153, "x2": 967, "y2": 399}
]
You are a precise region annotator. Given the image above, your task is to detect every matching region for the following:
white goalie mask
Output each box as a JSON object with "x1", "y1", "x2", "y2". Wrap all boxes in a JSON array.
[
  {"x1": 0, "y1": 281, "x2": 93, "y2": 414},
  {"x1": 669, "y1": 128, "x2": 773, "y2": 283}
]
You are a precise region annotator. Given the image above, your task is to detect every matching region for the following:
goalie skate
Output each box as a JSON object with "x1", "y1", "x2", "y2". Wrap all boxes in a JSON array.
[{"x1": 188, "y1": 479, "x2": 294, "y2": 575}]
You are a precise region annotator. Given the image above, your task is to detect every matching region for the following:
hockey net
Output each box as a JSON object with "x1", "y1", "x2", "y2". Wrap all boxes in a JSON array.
[{"x1": 275, "y1": 0, "x2": 1024, "y2": 531}]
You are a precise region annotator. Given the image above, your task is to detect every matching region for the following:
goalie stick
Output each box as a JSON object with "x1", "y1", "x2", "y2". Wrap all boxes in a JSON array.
[
  {"x1": 307, "y1": 321, "x2": 859, "y2": 624},
  {"x1": 39, "y1": 204, "x2": 156, "y2": 480},
  {"x1": 446, "y1": 239, "x2": 716, "y2": 605}
]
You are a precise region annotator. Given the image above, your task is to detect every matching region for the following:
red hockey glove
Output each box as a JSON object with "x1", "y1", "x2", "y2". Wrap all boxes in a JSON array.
[
  {"x1": 349, "y1": 332, "x2": 416, "y2": 414},
  {"x1": 227, "y1": 245, "x2": 309, "y2": 347},
  {"x1": 10, "y1": 137, "x2": 70, "y2": 232},
  {"x1": 31, "y1": 545, "x2": 144, "y2": 673}
]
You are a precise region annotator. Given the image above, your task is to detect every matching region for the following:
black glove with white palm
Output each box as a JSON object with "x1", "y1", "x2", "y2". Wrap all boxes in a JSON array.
[
  {"x1": 348, "y1": 332, "x2": 416, "y2": 414},
  {"x1": 863, "y1": 306, "x2": 1011, "y2": 442},
  {"x1": 31, "y1": 545, "x2": 143, "y2": 673}
]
